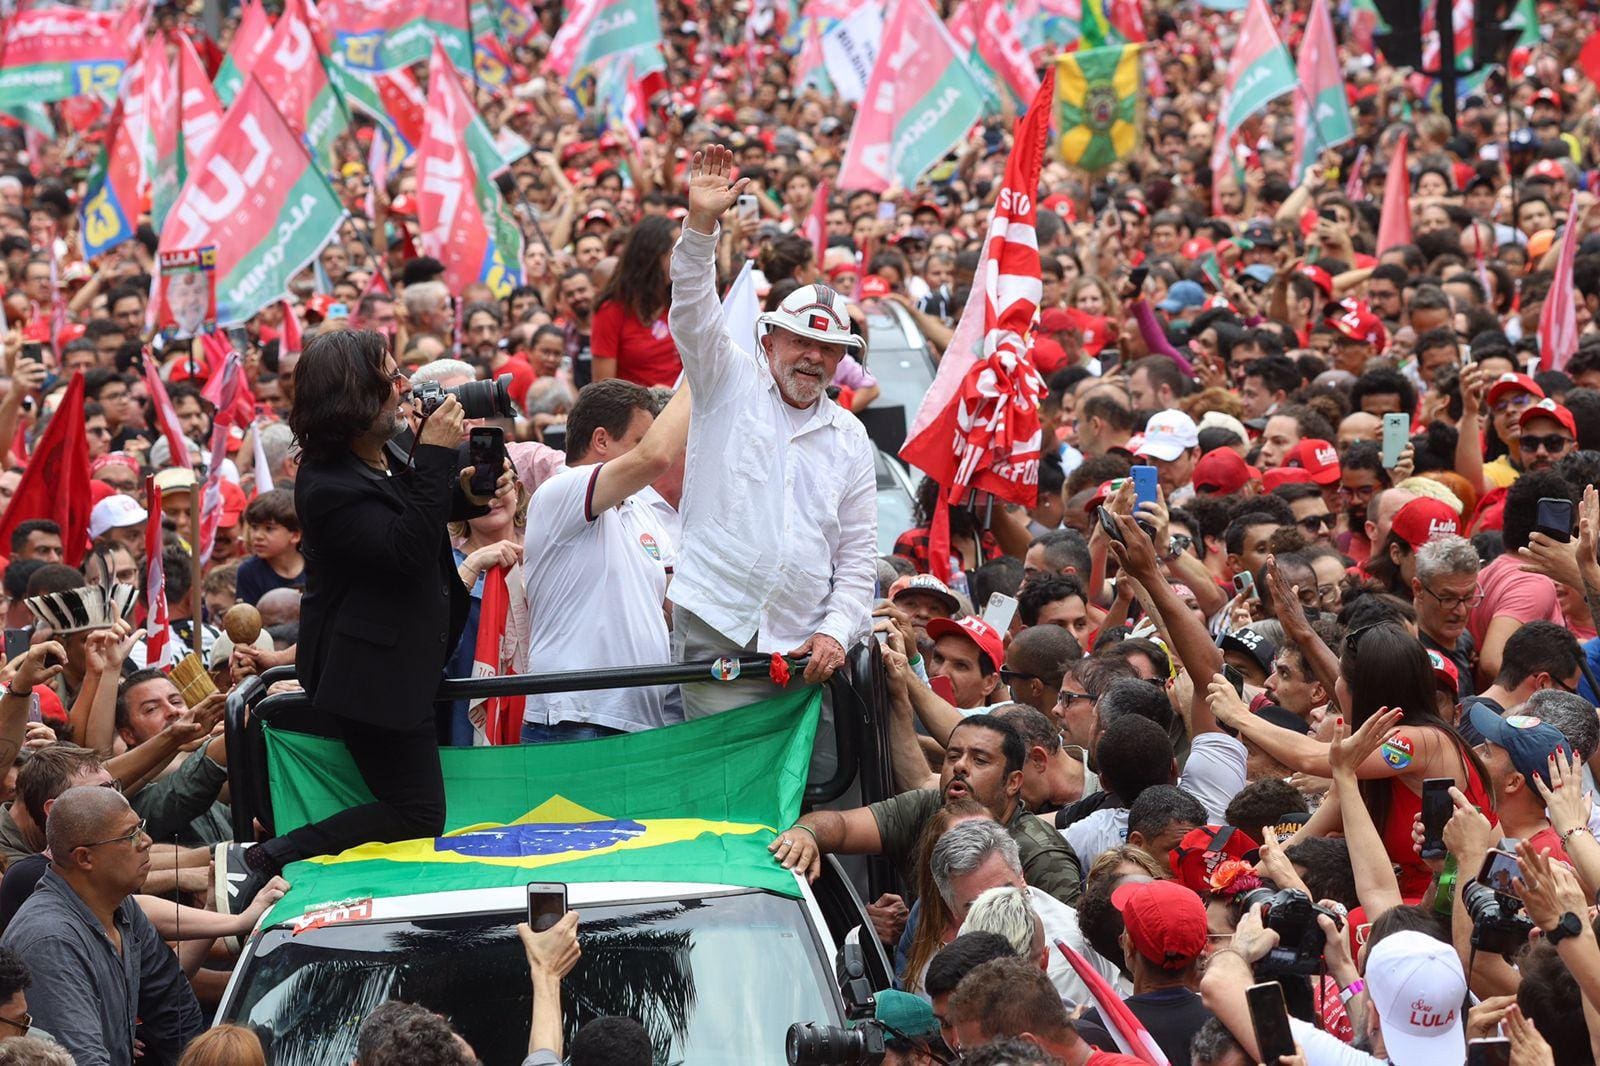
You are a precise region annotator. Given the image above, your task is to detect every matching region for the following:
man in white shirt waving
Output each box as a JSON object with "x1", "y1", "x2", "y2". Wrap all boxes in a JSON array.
[{"x1": 668, "y1": 145, "x2": 876, "y2": 716}]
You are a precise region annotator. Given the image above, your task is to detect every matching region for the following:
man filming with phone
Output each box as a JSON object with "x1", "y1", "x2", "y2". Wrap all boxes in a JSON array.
[{"x1": 665, "y1": 145, "x2": 877, "y2": 715}]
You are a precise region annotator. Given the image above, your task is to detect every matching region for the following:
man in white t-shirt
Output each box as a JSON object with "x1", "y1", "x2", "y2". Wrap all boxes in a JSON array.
[{"x1": 521, "y1": 380, "x2": 690, "y2": 741}]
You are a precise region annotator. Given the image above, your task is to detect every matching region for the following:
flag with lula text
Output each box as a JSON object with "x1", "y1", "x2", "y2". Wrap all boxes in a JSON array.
[
  {"x1": 837, "y1": 0, "x2": 985, "y2": 193},
  {"x1": 212, "y1": 0, "x2": 271, "y2": 105},
  {"x1": 156, "y1": 78, "x2": 346, "y2": 326},
  {"x1": 1292, "y1": 0, "x2": 1353, "y2": 180},
  {"x1": 417, "y1": 42, "x2": 524, "y2": 299},
  {"x1": 0, "y1": 8, "x2": 129, "y2": 108},
  {"x1": 900, "y1": 77, "x2": 1051, "y2": 581}
]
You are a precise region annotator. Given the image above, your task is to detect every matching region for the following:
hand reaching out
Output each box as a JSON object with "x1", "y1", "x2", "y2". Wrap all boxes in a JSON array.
[
  {"x1": 686, "y1": 146, "x2": 751, "y2": 233},
  {"x1": 1530, "y1": 747, "x2": 1593, "y2": 836}
]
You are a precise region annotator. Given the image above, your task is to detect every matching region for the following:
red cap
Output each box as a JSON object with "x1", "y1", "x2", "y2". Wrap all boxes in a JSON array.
[
  {"x1": 1533, "y1": 88, "x2": 1565, "y2": 111},
  {"x1": 1180, "y1": 236, "x2": 1213, "y2": 260},
  {"x1": 1389, "y1": 496, "x2": 1461, "y2": 550},
  {"x1": 927, "y1": 615, "x2": 1004, "y2": 669},
  {"x1": 1111, "y1": 880, "x2": 1208, "y2": 971},
  {"x1": 825, "y1": 261, "x2": 860, "y2": 283},
  {"x1": 1169, "y1": 825, "x2": 1260, "y2": 897},
  {"x1": 304, "y1": 294, "x2": 335, "y2": 321},
  {"x1": 1261, "y1": 467, "x2": 1317, "y2": 491},
  {"x1": 1427, "y1": 647, "x2": 1460, "y2": 697},
  {"x1": 217, "y1": 479, "x2": 248, "y2": 528},
  {"x1": 1082, "y1": 480, "x2": 1117, "y2": 513},
  {"x1": 1518, "y1": 397, "x2": 1577, "y2": 438},
  {"x1": 1032, "y1": 335, "x2": 1069, "y2": 375},
  {"x1": 388, "y1": 194, "x2": 417, "y2": 217},
  {"x1": 858, "y1": 275, "x2": 892, "y2": 299},
  {"x1": 1329, "y1": 301, "x2": 1387, "y2": 350},
  {"x1": 1283, "y1": 439, "x2": 1342, "y2": 485},
  {"x1": 1298, "y1": 263, "x2": 1334, "y2": 296},
  {"x1": 1527, "y1": 159, "x2": 1567, "y2": 182},
  {"x1": 1192, "y1": 448, "x2": 1260, "y2": 495},
  {"x1": 1038, "y1": 307, "x2": 1076, "y2": 333},
  {"x1": 1485, "y1": 372, "x2": 1545, "y2": 409},
  {"x1": 912, "y1": 199, "x2": 944, "y2": 219},
  {"x1": 1040, "y1": 193, "x2": 1076, "y2": 222}
]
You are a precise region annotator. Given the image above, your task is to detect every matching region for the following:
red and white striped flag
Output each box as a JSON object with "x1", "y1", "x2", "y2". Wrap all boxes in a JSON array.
[
  {"x1": 1055, "y1": 941, "x2": 1169, "y2": 1064},
  {"x1": 142, "y1": 355, "x2": 194, "y2": 472},
  {"x1": 900, "y1": 76, "x2": 1051, "y2": 581},
  {"x1": 470, "y1": 566, "x2": 525, "y2": 744},
  {"x1": 1540, "y1": 206, "x2": 1586, "y2": 372},
  {"x1": 143, "y1": 476, "x2": 173, "y2": 667}
]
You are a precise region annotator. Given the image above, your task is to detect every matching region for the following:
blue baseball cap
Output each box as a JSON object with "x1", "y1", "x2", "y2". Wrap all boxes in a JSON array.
[
  {"x1": 1242, "y1": 264, "x2": 1277, "y2": 285},
  {"x1": 1467, "y1": 704, "x2": 1567, "y2": 788},
  {"x1": 1157, "y1": 279, "x2": 1206, "y2": 313}
]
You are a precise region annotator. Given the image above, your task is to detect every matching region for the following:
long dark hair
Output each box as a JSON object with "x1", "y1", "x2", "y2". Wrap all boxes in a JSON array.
[
  {"x1": 288, "y1": 329, "x2": 392, "y2": 464},
  {"x1": 597, "y1": 216, "x2": 678, "y2": 324},
  {"x1": 1341, "y1": 622, "x2": 1489, "y2": 837}
]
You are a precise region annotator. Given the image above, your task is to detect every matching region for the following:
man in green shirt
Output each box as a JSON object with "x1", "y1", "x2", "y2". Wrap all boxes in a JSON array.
[{"x1": 770, "y1": 714, "x2": 1083, "y2": 905}]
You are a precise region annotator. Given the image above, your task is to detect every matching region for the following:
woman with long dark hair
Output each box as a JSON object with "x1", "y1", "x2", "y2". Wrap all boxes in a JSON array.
[
  {"x1": 1210, "y1": 622, "x2": 1491, "y2": 896},
  {"x1": 220, "y1": 329, "x2": 512, "y2": 911},
  {"x1": 590, "y1": 215, "x2": 682, "y2": 386}
]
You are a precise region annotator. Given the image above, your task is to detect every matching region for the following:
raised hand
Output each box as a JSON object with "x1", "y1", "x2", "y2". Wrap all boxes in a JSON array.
[{"x1": 686, "y1": 146, "x2": 751, "y2": 234}]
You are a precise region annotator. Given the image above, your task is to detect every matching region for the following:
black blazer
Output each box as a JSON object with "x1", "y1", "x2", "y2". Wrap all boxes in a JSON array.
[{"x1": 294, "y1": 440, "x2": 484, "y2": 730}]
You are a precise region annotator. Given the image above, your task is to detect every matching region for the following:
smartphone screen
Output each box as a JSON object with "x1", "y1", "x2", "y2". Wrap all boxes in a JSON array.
[
  {"x1": 1477, "y1": 848, "x2": 1523, "y2": 899},
  {"x1": 1467, "y1": 1038, "x2": 1512, "y2": 1066},
  {"x1": 526, "y1": 882, "x2": 566, "y2": 932},
  {"x1": 1246, "y1": 982, "x2": 1297, "y2": 1065},
  {"x1": 1420, "y1": 778, "x2": 1453, "y2": 860},
  {"x1": 468, "y1": 428, "x2": 504, "y2": 497},
  {"x1": 1223, "y1": 664, "x2": 1246, "y2": 698}
]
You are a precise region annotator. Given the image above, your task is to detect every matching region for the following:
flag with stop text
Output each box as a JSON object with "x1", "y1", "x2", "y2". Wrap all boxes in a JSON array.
[
  {"x1": 1054, "y1": 44, "x2": 1143, "y2": 173},
  {"x1": 837, "y1": 0, "x2": 985, "y2": 192},
  {"x1": 1291, "y1": 0, "x2": 1353, "y2": 180},
  {"x1": 901, "y1": 78, "x2": 1052, "y2": 577},
  {"x1": 79, "y1": 99, "x2": 143, "y2": 259},
  {"x1": 0, "y1": 8, "x2": 129, "y2": 108},
  {"x1": 213, "y1": 0, "x2": 271, "y2": 105},
  {"x1": 417, "y1": 42, "x2": 523, "y2": 299},
  {"x1": 547, "y1": 0, "x2": 663, "y2": 80},
  {"x1": 157, "y1": 78, "x2": 346, "y2": 326}
]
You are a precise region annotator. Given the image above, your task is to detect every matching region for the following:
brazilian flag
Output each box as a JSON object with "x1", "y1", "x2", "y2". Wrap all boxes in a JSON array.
[
  {"x1": 262, "y1": 689, "x2": 821, "y2": 928},
  {"x1": 1054, "y1": 45, "x2": 1144, "y2": 174}
]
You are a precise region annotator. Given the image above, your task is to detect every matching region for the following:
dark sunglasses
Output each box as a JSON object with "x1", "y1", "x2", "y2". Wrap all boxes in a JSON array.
[
  {"x1": 1520, "y1": 433, "x2": 1573, "y2": 455},
  {"x1": 1297, "y1": 513, "x2": 1335, "y2": 532}
]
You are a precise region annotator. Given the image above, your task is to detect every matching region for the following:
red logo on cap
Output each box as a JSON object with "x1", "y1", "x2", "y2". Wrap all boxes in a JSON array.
[{"x1": 808, "y1": 313, "x2": 829, "y2": 332}]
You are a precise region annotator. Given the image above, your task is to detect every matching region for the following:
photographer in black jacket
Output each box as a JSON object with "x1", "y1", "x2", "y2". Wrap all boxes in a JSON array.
[{"x1": 222, "y1": 329, "x2": 513, "y2": 911}]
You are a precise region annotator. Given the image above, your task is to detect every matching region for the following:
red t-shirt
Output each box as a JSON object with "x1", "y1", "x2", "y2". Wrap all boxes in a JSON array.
[{"x1": 590, "y1": 300, "x2": 681, "y2": 387}]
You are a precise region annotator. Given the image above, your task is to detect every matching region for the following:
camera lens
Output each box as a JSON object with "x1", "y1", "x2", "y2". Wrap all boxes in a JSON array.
[{"x1": 446, "y1": 374, "x2": 514, "y2": 419}]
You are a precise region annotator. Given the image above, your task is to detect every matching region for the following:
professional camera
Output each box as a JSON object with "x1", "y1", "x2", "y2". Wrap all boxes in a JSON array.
[
  {"x1": 786, "y1": 1022, "x2": 885, "y2": 1065},
  {"x1": 1241, "y1": 887, "x2": 1342, "y2": 976},
  {"x1": 413, "y1": 374, "x2": 514, "y2": 419},
  {"x1": 1463, "y1": 882, "x2": 1535, "y2": 958}
]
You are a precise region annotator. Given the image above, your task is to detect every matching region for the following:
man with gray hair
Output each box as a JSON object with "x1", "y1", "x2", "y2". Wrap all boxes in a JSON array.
[
  {"x1": 929, "y1": 819, "x2": 1118, "y2": 1004},
  {"x1": 409, "y1": 357, "x2": 567, "y2": 495},
  {"x1": 0, "y1": 786, "x2": 201, "y2": 1064},
  {"x1": 1411, "y1": 533, "x2": 1480, "y2": 698},
  {"x1": 402, "y1": 279, "x2": 452, "y2": 336}
]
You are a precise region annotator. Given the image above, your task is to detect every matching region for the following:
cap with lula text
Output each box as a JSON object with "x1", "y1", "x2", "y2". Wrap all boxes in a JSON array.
[
  {"x1": 1389, "y1": 497, "x2": 1461, "y2": 551},
  {"x1": 1283, "y1": 439, "x2": 1341, "y2": 484},
  {"x1": 1364, "y1": 930, "x2": 1466, "y2": 1063}
]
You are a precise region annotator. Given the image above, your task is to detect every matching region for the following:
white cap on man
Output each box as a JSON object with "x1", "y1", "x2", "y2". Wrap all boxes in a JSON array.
[
  {"x1": 1365, "y1": 930, "x2": 1466, "y2": 1061},
  {"x1": 1134, "y1": 410, "x2": 1200, "y2": 462},
  {"x1": 88, "y1": 495, "x2": 147, "y2": 539}
]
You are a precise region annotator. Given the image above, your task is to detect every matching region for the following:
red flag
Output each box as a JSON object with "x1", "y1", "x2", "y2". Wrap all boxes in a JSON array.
[
  {"x1": 0, "y1": 373, "x2": 92, "y2": 567},
  {"x1": 279, "y1": 299, "x2": 302, "y2": 359},
  {"x1": 1055, "y1": 941, "x2": 1169, "y2": 1064},
  {"x1": 142, "y1": 356, "x2": 194, "y2": 472},
  {"x1": 1376, "y1": 132, "x2": 1412, "y2": 254},
  {"x1": 471, "y1": 566, "x2": 525, "y2": 744},
  {"x1": 1580, "y1": 35, "x2": 1600, "y2": 88},
  {"x1": 1540, "y1": 210, "x2": 1584, "y2": 372},
  {"x1": 200, "y1": 332, "x2": 257, "y2": 430},
  {"x1": 900, "y1": 77, "x2": 1052, "y2": 580},
  {"x1": 143, "y1": 476, "x2": 172, "y2": 666},
  {"x1": 198, "y1": 352, "x2": 243, "y2": 563},
  {"x1": 803, "y1": 179, "x2": 830, "y2": 266}
]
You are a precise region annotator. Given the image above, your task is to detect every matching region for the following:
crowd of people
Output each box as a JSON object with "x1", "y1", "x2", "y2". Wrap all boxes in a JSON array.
[{"x1": 3, "y1": 0, "x2": 1600, "y2": 1062}]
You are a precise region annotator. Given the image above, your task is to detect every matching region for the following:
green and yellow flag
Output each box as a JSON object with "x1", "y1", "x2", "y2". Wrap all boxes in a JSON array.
[
  {"x1": 263, "y1": 689, "x2": 821, "y2": 927},
  {"x1": 1054, "y1": 45, "x2": 1143, "y2": 173}
]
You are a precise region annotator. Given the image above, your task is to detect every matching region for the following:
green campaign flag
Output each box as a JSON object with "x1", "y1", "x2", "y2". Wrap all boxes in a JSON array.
[
  {"x1": 1054, "y1": 44, "x2": 1143, "y2": 173},
  {"x1": 263, "y1": 689, "x2": 822, "y2": 928}
]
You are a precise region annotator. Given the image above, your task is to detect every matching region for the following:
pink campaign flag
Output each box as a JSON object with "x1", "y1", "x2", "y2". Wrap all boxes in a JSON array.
[
  {"x1": 1376, "y1": 132, "x2": 1412, "y2": 254},
  {"x1": 1540, "y1": 208, "x2": 1585, "y2": 372},
  {"x1": 803, "y1": 179, "x2": 830, "y2": 264},
  {"x1": 142, "y1": 357, "x2": 194, "y2": 472},
  {"x1": 1291, "y1": 0, "x2": 1353, "y2": 180},
  {"x1": 977, "y1": 0, "x2": 1040, "y2": 104},
  {"x1": 1208, "y1": 0, "x2": 1295, "y2": 213},
  {"x1": 198, "y1": 351, "x2": 243, "y2": 563},
  {"x1": 143, "y1": 476, "x2": 173, "y2": 667}
]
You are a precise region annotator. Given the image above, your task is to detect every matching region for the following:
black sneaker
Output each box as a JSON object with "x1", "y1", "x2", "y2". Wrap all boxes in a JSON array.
[{"x1": 215, "y1": 842, "x2": 277, "y2": 916}]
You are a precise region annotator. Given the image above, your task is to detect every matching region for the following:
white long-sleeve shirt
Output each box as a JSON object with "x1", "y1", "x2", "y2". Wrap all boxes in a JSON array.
[{"x1": 667, "y1": 225, "x2": 877, "y2": 653}]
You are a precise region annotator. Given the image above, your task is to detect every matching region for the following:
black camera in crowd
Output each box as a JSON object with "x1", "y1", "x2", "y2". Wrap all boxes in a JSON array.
[
  {"x1": 413, "y1": 373, "x2": 515, "y2": 419},
  {"x1": 786, "y1": 1022, "x2": 886, "y2": 1066},
  {"x1": 1463, "y1": 882, "x2": 1535, "y2": 958},
  {"x1": 1241, "y1": 887, "x2": 1344, "y2": 976}
]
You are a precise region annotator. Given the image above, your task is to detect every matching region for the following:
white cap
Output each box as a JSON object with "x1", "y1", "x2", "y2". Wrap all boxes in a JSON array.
[
  {"x1": 88, "y1": 495, "x2": 147, "y2": 539},
  {"x1": 1366, "y1": 930, "x2": 1466, "y2": 1063},
  {"x1": 1133, "y1": 410, "x2": 1200, "y2": 462},
  {"x1": 1197, "y1": 410, "x2": 1249, "y2": 447},
  {"x1": 757, "y1": 283, "x2": 864, "y2": 350}
]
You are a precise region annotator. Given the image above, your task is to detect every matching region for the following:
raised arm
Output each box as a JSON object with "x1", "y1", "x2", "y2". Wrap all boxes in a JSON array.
[
  {"x1": 1, "y1": 641, "x2": 65, "y2": 766},
  {"x1": 668, "y1": 146, "x2": 752, "y2": 395}
]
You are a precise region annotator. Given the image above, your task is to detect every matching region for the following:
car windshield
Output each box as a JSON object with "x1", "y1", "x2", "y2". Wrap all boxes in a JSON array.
[{"x1": 223, "y1": 890, "x2": 841, "y2": 1066}]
